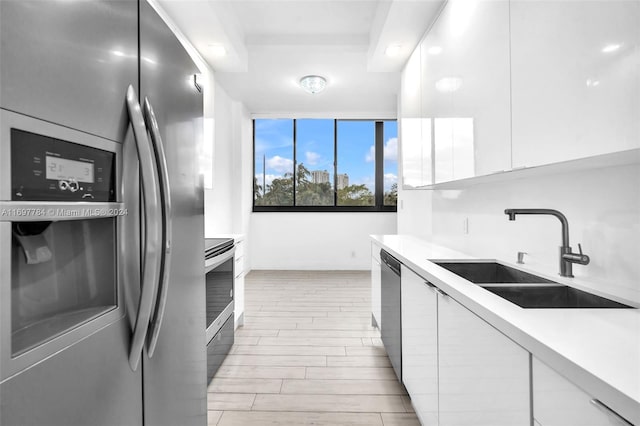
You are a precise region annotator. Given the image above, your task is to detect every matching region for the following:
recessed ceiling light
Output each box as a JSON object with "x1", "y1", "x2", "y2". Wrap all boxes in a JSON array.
[
  {"x1": 208, "y1": 44, "x2": 226, "y2": 57},
  {"x1": 299, "y1": 75, "x2": 327, "y2": 94},
  {"x1": 427, "y1": 46, "x2": 443, "y2": 55},
  {"x1": 385, "y1": 44, "x2": 402, "y2": 57},
  {"x1": 601, "y1": 44, "x2": 621, "y2": 53}
]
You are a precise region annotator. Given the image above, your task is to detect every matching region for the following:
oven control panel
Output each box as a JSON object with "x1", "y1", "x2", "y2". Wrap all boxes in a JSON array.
[{"x1": 11, "y1": 128, "x2": 116, "y2": 201}]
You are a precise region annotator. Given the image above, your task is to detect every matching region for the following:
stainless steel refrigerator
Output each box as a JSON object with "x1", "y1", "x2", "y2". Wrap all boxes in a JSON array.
[{"x1": 0, "y1": 1, "x2": 206, "y2": 425}]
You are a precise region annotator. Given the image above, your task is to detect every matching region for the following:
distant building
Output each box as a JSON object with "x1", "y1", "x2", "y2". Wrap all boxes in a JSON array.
[
  {"x1": 311, "y1": 170, "x2": 330, "y2": 184},
  {"x1": 337, "y1": 173, "x2": 349, "y2": 190}
]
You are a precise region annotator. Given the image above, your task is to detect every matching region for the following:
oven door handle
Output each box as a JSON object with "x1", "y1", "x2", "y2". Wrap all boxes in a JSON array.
[
  {"x1": 125, "y1": 85, "x2": 162, "y2": 371},
  {"x1": 205, "y1": 247, "x2": 235, "y2": 273},
  {"x1": 143, "y1": 97, "x2": 172, "y2": 358}
]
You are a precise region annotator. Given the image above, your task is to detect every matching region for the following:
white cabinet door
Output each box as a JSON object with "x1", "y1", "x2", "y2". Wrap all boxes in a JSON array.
[
  {"x1": 401, "y1": 266, "x2": 439, "y2": 425},
  {"x1": 450, "y1": 0, "x2": 511, "y2": 178},
  {"x1": 438, "y1": 293, "x2": 530, "y2": 426},
  {"x1": 511, "y1": 0, "x2": 640, "y2": 168},
  {"x1": 533, "y1": 357, "x2": 634, "y2": 426},
  {"x1": 371, "y1": 255, "x2": 382, "y2": 328},
  {"x1": 420, "y1": 0, "x2": 511, "y2": 184},
  {"x1": 401, "y1": 47, "x2": 432, "y2": 188},
  {"x1": 234, "y1": 240, "x2": 245, "y2": 327}
]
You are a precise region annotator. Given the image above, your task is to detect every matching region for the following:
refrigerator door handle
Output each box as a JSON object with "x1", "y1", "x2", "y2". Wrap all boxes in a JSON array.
[
  {"x1": 143, "y1": 97, "x2": 172, "y2": 357},
  {"x1": 125, "y1": 85, "x2": 163, "y2": 371}
]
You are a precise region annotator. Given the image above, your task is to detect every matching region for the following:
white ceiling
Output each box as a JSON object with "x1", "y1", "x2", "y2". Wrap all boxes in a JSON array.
[{"x1": 158, "y1": 0, "x2": 445, "y2": 116}]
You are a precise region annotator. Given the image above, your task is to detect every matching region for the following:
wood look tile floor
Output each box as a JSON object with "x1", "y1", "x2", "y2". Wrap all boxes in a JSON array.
[{"x1": 207, "y1": 270, "x2": 420, "y2": 426}]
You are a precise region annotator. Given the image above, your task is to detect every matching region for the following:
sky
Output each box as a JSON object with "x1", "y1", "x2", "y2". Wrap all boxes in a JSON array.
[{"x1": 254, "y1": 119, "x2": 397, "y2": 193}]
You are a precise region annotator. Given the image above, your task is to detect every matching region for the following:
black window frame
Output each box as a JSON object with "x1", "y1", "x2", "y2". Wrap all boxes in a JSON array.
[{"x1": 253, "y1": 118, "x2": 397, "y2": 213}]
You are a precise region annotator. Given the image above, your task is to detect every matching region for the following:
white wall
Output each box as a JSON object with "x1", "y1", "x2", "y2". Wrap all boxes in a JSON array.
[
  {"x1": 398, "y1": 164, "x2": 640, "y2": 303},
  {"x1": 250, "y1": 213, "x2": 397, "y2": 270}
]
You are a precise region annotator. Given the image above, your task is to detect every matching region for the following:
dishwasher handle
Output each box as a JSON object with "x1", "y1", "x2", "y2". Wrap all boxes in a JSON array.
[{"x1": 380, "y1": 249, "x2": 401, "y2": 276}]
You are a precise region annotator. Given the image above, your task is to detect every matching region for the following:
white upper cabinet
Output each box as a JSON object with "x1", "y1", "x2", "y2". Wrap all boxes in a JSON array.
[
  {"x1": 510, "y1": 0, "x2": 640, "y2": 168},
  {"x1": 401, "y1": 47, "x2": 433, "y2": 188},
  {"x1": 400, "y1": 0, "x2": 640, "y2": 187},
  {"x1": 429, "y1": 0, "x2": 512, "y2": 183},
  {"x1": 401, "y1": 0, "x2": 511, "y2": 187}
]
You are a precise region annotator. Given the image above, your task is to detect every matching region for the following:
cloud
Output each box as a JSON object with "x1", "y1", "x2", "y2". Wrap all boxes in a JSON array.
[
  {"x1": 365, "y1": 137, "x2": 398, "y2": 163},
  {"x1": 384, "y1": 137, "x2": 398, "y2": 162},
  {"x1": 255, "y1": 174, "x2": 280, "y2": 189},
  {"x1": 305, "y1": 151, "x2": 321, "y2": 166},
  {"x1": 384, "y1": 173, "x2": 397, "y2": 191},
  {"x1": 365, "y1": 146, "x2": 375, "y2": 163},
  {"x1": 265, "y1": 156, "x2": 293, "y2": 173}
]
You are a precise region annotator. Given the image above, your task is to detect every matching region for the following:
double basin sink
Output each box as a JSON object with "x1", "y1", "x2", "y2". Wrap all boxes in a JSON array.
[{"x1": 433, "y1": 261, "x2": 634, "y2": 309}]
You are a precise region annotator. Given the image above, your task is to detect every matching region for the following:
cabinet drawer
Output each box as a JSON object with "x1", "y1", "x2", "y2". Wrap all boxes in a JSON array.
[
  {"x1": 533, "y1": 357, "x2": 633, "y2": 426},
  {"x1": 234, "y1": 255, "x2": 244, "y2": 278}
]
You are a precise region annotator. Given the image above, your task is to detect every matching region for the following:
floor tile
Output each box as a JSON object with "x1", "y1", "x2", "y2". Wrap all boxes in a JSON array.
[
  {"x1": 214, "y1": 365, "x2": 306, "y2": 379},
  {"x1": 381, "y1": 413, "x2": 422, "y2": 426},
  {"x1": 231, "y1": 345, "x2": 346, "y2": 356},
  {"x1": 280, "y1": 379, "x2": 406, "y2": 395},
  {"x1": 207, "y1": 271, "x2": 409, "y2": 425},
  {"x1": 306, "y1": 367, "x2": 398, "y2": 380},
  {"x1": 207, "y1": 410, "x2": 223, "y2": 426},
  {"x1": 207, "y1": 393, "x2": 256, "y2": 411},
  {"x1": 207, "y1": 378, "x2": 282, "y2": 394},
  {"x1": 217, "y1": 411, "x2": 383, "y2": 426},
  {"x1": 221, "y1": 354, "x2": 326, "y2": 367},
  {"x1": 326, "y1": 355, "x2": 391, "y2": 367},
  {"x1": 251, "y1": 394, "x2": 407, "y2": 413}
]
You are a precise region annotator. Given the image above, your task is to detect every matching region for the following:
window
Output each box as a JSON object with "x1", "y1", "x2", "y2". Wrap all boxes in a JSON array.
[{"x1": 254, "y1": 119, "x2": 397, "y2": 212}]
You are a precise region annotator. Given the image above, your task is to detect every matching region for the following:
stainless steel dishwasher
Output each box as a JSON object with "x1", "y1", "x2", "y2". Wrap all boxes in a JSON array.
[{"x1": 380, "y1": 249, "x2": 402, "y2": 382}]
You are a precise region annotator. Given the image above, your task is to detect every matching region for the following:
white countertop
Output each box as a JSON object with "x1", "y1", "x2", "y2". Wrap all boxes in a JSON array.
[{"x1": 371, "y1": 234, "x2": 640, "y2": 424}]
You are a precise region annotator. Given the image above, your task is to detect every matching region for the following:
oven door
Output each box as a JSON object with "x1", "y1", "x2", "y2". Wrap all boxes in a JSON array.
[{"x1": 205, "y1": 248, "x2": 235, "y2": 343}]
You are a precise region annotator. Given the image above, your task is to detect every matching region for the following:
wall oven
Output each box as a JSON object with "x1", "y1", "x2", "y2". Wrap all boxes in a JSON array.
[{"x1": 204, "y1": 238, "x2": 235, "y2": 383}]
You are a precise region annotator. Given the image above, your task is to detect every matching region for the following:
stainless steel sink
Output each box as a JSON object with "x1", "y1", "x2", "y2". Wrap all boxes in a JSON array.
[
  {"x1": 478, "y1": 284, "x2": 634, "y2": 309},
  {"x1": 433, "y1": 261, "x2": 634, "y2": 309},
  {"x1": 434, "y1": 261, "x2": 556, "y2": 284}
]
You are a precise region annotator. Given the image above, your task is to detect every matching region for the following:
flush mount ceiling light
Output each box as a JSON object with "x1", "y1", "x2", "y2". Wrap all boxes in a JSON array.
[
  {"x1": 384, "y1": 44, "x2": 402, "y2": 57},
  {"x1": 601, "y1": 43, "x2": 621, "y2": 53},
  {"x1": 299, "y1": 75, "x2": 327, "y2": 94},
  {"x1": 208, "y1": 44, "x2": 226, "y2": 57}
]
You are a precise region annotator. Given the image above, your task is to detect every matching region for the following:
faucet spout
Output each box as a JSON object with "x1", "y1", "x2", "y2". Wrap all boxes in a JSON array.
[
  {"x1": 503, "y1": 208, "x2": 588, "y2": 278},
  {"x1": 503, "y1": 209, "x2": 570, "y2": 247}
]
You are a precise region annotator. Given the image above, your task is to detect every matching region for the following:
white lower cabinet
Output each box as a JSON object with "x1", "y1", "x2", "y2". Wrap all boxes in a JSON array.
[
  {"x1": 401, "y1": 265, "x2": 439, "y2": 425},
  {"x1": 400, "y1": 266, "x2": 530, "y2": 426},
  {"x1": 532, "y1": 357, "x2": 633, "y2": 426},
  {"x1": 438, "y1": 293, "x2": 530, "y2": 426},
  {"x1": 234, "y1": 239, "x2": 245, "y2": 327},
  {"x1": 371, "y1": 242, "x2": 382, "y2": 328}
]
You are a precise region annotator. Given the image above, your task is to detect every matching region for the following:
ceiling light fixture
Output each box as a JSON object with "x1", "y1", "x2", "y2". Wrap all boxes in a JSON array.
[
  {"x1": 385, "y1": 44, "x2": 402, "y2": 57},
  {"x1": 601, "y1": 43, "x2": 621, "y2": 53},
  {"x1": 208, "y1": 44, "x2": 227, "y2": 57},
  {"x1": 299, "y1": 75, "x2": 327, "y2": 94}
]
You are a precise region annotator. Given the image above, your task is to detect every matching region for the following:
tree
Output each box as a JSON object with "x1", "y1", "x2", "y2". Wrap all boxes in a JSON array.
[
  {"x1": 338, "y1": 184, "x2": 374, "y2": 206},
  {"x1": 253, "y1": 176, "x2": 263, "y2": 203},
  {"x1": 260, "y1": 172, "x2": 293, "y2": 206},
  {"x1": 384, "y1": 183, "x2": 398, "y2": 206}
]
